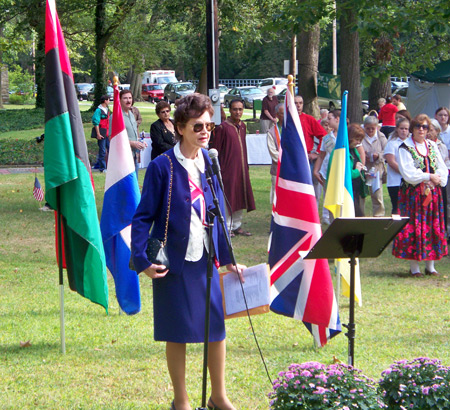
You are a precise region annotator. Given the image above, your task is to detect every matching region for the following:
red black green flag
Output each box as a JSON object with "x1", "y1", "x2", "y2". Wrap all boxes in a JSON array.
[{"x1": 44, "y1": 0, "x2": 108, "y2": 311}]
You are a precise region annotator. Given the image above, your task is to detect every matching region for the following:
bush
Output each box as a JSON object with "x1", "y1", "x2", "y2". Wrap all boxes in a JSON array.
[
  {"x1": 8, "y1": 94, "x2": 31, "y2": 105},
  {"x1": 379, "y1": 357, "x2": 450, "y2": 410},
  {"x1": 0, "y1": 108, "x2": 94, "y2": 133},
  {"x1": 269, "y1": 362, "x2": 384, "y2": 410},
  {"x1": 0, "y1": 138, "x2": 98, "y2": 166}
]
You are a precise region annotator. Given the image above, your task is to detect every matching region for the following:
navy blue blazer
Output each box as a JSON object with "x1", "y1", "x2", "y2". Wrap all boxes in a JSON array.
[{"x1": 131, "y1": 148, "x2": 232, "y2": 274}]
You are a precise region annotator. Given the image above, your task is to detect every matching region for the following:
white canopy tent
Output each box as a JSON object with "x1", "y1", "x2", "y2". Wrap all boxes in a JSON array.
[{"x1": 407, "y1": 60, "x2": 450, "y2": 117}]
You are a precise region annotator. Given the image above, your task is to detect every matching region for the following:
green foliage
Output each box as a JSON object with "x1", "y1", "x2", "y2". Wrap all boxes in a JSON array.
[
  {"x1": 379, "y1": 358, "x2": 450, "y2": 410},
  {"x1": 269, "y1": 362, "x2": 383, "y2": 409},
  {"x1": 8, "y1": 64, "x2": 34, "y2": 94},
  {"x1": 0, "y1": 138, "x2": 98, "y2": 165},
  {"x1": 0, "y1": 108, "x2": 92, "y2": 133},
  {"x1": 7, "y1": 93, "x2": 34, "y2": 105}
]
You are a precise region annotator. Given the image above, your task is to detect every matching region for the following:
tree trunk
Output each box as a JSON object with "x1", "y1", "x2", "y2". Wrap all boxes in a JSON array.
[
  {"x1": 368, "y1": 77, "x2": 391, "y2": 112},
  {"x1": 129, "y1": 66, "x2": 142, "y2": 101},
  {"x1": 297, "y1": 24, "x2": 320, "y2": 118},
  {"x1": 35, "y1": 27, "x2": 45, "y2": 109},
  {"x1": 197, "y1": 65, "x2": 208, "y2": 95},
  {"x1": 339, "y1": 1, "x2": 362, "y2": 123},
  {"x1": 0, "y1": 25, "x2": 3, "y2": 109},
  {"x1": 93, "y1": 0, "x2": 108, "y2": 109}
]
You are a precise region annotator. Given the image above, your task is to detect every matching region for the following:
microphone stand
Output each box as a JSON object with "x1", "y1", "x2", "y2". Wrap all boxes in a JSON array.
[{"x1": 197, "y1": 167, "x2": 238, "y2": 410}]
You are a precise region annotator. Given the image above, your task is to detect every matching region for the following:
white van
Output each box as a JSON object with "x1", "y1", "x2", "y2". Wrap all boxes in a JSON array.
[
  {"x1": 258, "y1": 78, "x2": 288, "y2": 94},
  {"x1": 142, "y1": 70, "x2": 177, "y2": 89}
]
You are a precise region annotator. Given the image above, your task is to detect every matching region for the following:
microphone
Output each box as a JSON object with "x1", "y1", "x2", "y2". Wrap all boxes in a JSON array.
[{"x1": 208, "y1": 149, "x2": 225, "y2": 193}]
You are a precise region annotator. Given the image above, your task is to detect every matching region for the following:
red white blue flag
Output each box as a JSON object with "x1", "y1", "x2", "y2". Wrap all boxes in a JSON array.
[
  {"x1": 189, "y1": 176, "x2": 208, "y2": 227},
  {"x1": 100, "y1": 82, "x2": 141, "y2": 315},
  {"x1": 268, "y1": 86, "x2": 341, "y2": 347},
  {"x1": 33, "y1": 176, "x2": 44, "y2": 202}
]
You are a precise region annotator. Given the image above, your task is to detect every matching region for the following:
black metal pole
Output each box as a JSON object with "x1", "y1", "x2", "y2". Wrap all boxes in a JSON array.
[
  {"x1": 56, "y1": 187, "x2": 66, "y2": 354},
  {"x1": 347, "y1": 254, "x2": 356, "y2": 366},
  {"x1": 198, "y1": 209, "x2": 215, "y2": 410},
  {"x1": 206, "y1": 0, "x2": 219, "y2": 91}
]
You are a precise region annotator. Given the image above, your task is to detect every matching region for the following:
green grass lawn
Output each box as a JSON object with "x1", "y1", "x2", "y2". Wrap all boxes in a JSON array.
[{"x1": 1, "y1": 167, "x2": 450, "y2": 409}]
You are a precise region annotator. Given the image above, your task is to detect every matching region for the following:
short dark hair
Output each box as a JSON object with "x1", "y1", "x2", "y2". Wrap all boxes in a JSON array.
[
  {"x1": 329, "y1": 109, "x2": 341, "y2": 119},
  {"x1": 410, "y1": 113, "x2": 430, "y2": 133},
  {"x1": 174, "y1": 93, "x2": 214, "y2": 140},
  {"x1": 100, "y1": 95, "x2": 109, "y2": 103},
  {"x1": 229, "y1": 99, "x2": 244, "y2": 109},
  {"x1": 393, "y1": 94, "x2": 402, "y2": 102},
  {"x1": 119, "y1": 89, "x2": 132, "y2": 99},
  {"x1": 155, "y1": 100, "x2": 171, "y2": 115},
  {"x1": 397, "y1": 109, "x2": 412, "y2": 121}
]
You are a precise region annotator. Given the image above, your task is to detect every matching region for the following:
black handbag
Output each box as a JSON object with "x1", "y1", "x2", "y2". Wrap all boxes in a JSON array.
[{"x1": 147, "y1": 154, "x2": 173, "y2": 272}]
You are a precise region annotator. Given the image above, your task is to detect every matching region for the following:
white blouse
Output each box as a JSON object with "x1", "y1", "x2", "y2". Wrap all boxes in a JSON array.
[
  {"x1": 398, "y1": 137, "x2": 448, "y2": 187},
  {"x1": 174, "y1": 143, "x2": 209, "y2": 262}
]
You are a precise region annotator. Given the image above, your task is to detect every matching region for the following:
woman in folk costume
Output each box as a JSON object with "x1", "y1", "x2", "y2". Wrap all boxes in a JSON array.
[{"x1": 393, "y1": 114, "x2": 448, "y2": 277}]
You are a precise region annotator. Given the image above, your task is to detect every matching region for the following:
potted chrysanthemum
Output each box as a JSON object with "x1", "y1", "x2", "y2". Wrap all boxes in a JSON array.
[{"x1": 269, "y1": 361, "x2": 384, "y2": 409}]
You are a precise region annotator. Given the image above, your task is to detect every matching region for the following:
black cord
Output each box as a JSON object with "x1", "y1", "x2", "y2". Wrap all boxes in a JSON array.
[
  {"x1": 231, "y1": 258, "x2": 273, "y2": 386},
  {"x1": 217, "y1": 177, "x2": 273, "y2": 386}
]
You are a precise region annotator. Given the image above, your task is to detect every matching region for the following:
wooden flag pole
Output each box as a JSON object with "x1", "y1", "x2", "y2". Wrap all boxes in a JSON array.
[
  {"x1": 287, "y1": 74, "x2": 294, "y2": 96},
  {"x1": 56, "y1": 186, "x2": 66, "y2": 354}
]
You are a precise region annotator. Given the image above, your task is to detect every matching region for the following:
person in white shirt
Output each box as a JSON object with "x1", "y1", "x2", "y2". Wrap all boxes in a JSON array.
[{"x1": 384, "y1": 117, "x2": 410, "y2": 214}]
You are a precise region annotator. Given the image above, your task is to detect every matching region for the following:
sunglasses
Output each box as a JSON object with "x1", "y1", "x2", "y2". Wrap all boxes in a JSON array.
[
  {"x1": 159, "y1": 109, "x2": 170, "y2": 114},
  {"x1": 414, "y1": 124, "x2": 429, "y2": 130},
  {"x1": 191, "y1": 122, "x2": 215, "y2": 132}
]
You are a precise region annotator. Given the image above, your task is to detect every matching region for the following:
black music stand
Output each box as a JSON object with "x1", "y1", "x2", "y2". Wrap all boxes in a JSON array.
[{"x1": 305, "y1": 216, "x2": 409, "y2": 366}]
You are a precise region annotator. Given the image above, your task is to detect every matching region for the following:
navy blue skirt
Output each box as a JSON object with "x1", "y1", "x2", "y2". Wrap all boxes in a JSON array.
[{"x1": 152, "y1": 250, "x2": 226, "y2": 343}]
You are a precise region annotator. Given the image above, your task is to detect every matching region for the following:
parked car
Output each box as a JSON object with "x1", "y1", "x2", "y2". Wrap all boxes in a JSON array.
[
  {"x1": 258, "y1": 77, "x2": 288, "y2": 94},
  {"x1": 393, "y1": 85, "x2": 408, "y2": 107},
  {"x1": 75, "y1": 83, "x2": 94, "y2": 101},
  {"x1": 218, "y1": 84, "x2": 229, "y2": 103},
  {"x1": 275, "y1": 87, "x2": 298, "y2": 103},
  {"x1": 277, "y1": 88, "x2": 368, "y2": 114},
  {"x1": 118, "y1": 84, "x2": 130, "y2": 91},
  {"x1": 223, "y1": 86, "x2": 265, "y2": 109},
  {"x1": 164, "y1": 82, "x2": 196, "y2": 103},
  {"x1": 142, "y1": 83, "x2": 164, "y2": 102},
  {"x1": 391, "y1": 81, "x2": 408, "y2": 94},
  {"x1": 87, "y1": 85, "x2": 113, "y2": 101}
]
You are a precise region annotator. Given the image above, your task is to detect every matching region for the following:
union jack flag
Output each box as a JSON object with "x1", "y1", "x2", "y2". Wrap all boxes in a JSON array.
[
  {"x1": 189, "y1": 176, "x2": 208, "y2": 227},
  {"x1": 33, "y1": 176, "x2": 44, "y2": 202},
  {"x1": 268, "y1": 86, "x2": 341, "y2": 347}
]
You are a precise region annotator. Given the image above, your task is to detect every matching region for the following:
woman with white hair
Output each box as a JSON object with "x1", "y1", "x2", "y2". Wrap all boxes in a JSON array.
[
  {"x1": 362, "y1": 115, "x2": 387, "y2": 216},
  {"x1": 427, "y1": 118, "x2": 449, "y2": 240}
]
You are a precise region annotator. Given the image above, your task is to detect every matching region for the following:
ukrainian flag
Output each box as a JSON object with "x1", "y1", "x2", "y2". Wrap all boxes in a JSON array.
[{"x1": 324, "y1": 91, "x2": 362, "y2": 304}]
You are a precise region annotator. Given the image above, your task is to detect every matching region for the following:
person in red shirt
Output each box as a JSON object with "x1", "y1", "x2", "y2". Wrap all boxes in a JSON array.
[
  {"x1": 294, "y1": 95, "x2": 327, "y2": 157},
  {"x1": 294, "y1": 95, "x2": 327, "y2": 205},
  {"x1": 378, "y1": 96, "x2": 398, "y2": 137}
]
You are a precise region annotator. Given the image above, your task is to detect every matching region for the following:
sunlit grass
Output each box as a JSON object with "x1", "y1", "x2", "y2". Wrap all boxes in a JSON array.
[{"x1": 1, "y1": 167, "x2": 449, "y2": 409}]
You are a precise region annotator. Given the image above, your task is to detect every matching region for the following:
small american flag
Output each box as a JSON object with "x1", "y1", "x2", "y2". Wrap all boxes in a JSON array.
[{"x1": 33, "y1": 176, "x2": 44, "y2": 202}]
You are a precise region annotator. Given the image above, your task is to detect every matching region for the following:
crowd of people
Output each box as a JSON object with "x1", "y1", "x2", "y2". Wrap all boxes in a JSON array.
[
  {"x1": 307, "y1": 96, "x2": 449, "y2": 278},
  {"x1": 92, "y1": 88, "x2": 449, "y2": 410}
]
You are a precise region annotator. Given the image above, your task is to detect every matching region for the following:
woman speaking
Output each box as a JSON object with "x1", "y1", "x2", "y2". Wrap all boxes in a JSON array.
[{"x1": 131, "y1": 94, "x2": 244, "y2": 410}]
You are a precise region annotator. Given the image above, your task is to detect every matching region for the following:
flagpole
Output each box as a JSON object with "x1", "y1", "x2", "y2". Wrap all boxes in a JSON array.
[{"x1": 56, "y1": 187, "x2": 66, "y2": 354}]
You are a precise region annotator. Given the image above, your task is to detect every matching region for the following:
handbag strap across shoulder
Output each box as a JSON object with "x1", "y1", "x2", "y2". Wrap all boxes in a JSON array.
[{"x1": 160, "y1": 153, "x2": 173, "y2": 246}]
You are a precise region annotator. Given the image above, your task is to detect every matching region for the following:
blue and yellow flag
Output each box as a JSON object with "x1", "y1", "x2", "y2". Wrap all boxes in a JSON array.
[{"x1": 324, "y1": 91, "x2": 361, "y2": 304}]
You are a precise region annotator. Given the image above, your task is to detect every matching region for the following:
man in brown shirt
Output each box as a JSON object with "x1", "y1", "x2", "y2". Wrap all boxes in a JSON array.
[{"x1": 210, "y1": 100, "x2": 256, "y2": 236}]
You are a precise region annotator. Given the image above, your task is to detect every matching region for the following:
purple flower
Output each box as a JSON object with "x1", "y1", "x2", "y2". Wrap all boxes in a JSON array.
[{"x1": 421, "y1": 386, "x2": 430, "y2": 395}]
